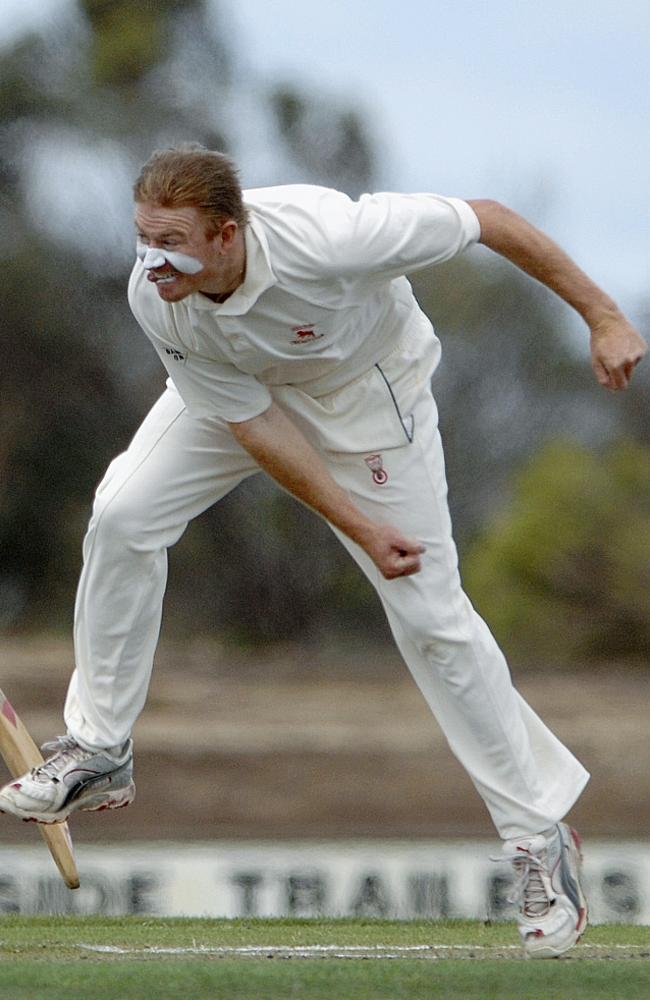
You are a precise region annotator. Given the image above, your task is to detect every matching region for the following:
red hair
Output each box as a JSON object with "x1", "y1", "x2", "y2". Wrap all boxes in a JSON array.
[{"x1": 133, "y1": 143, "x2": 247, "y2": 235}]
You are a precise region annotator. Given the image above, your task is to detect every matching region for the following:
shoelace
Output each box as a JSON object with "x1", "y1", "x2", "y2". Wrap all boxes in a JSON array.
[
  {"x1": 507, "y1": 850, "x2": 552, "y2": 918},
  {"x1": 32, "y1": 735, "x2": 89, "y2": 782}
]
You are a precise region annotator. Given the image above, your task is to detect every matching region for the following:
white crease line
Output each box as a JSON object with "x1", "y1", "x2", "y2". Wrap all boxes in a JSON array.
[
  {"x1": 78, "y1": 942, "x2": 649, "y2": 956},
  {"x1": 80, "y1": 944, "x2": 513, "y2": 955},
  {"x1": 79, "y1": 944, "x2": 515, "y2": 956}
]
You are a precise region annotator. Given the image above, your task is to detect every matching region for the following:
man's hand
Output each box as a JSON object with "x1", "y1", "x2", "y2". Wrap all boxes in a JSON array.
[
  {"x1": 361, "y1": 524, "x2": 426, "y2": 580},
  {"x1": 589, "y1": 312, "x2": 648, "y2": 391}
]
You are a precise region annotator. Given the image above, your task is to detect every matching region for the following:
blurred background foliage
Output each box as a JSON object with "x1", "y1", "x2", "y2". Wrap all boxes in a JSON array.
[
  {"x1": 0, "y1": 0, "x2": 648, "y2": 664},
  {"x1": 464, "y1": 440, "x2": 650, "y2": 667}
]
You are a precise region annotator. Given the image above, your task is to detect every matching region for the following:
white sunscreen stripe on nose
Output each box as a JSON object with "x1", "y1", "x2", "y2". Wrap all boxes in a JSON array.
[{"x1": 136, "y1": 242, "x2": 204, "y2": 275}]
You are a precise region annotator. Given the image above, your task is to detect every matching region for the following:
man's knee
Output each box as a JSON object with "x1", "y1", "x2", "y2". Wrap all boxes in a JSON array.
[
  {"x1": 396, "y1": 596, "x2": 478, "y2": 664},
  {"x1": 86, "y1": 486, "x2": 154, "y2": 553}
]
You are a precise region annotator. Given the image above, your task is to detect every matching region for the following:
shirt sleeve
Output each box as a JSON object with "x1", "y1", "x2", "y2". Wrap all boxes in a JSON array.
[
  {"x1": 152, "y1": 347, "x2": 273, "y2": 423},
  {"x1": 315, "y1": 190, "x2": 480, "y2": 280},
  {"x1": 127, "y1": 262, "x2": 272, "y2": 423}
]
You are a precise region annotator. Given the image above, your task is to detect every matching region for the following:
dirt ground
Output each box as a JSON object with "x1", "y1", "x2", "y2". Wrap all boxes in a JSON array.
[{"x1": 0, "y1": 636, "x2": 648, "y2": 844}]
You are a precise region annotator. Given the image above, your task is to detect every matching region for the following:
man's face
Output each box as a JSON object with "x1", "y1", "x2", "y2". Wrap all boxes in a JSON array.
[{"x1": 134, "y1": 203, "x2": 233, "y2": 302}]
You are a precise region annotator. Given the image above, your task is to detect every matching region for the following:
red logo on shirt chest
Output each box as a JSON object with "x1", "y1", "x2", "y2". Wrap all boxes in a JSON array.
[{"x1": 291, "y1": 324, "x2": 324, "y2": 345}]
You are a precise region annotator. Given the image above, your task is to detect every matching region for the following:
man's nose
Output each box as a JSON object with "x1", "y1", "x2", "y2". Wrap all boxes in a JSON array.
[{"x1": 142, "y1": 247, "x2": 168, "y2": 270}]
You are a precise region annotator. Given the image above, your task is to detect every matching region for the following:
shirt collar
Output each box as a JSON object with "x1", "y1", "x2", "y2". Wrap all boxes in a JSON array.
[{"x1": 186, "y1": 210, "x2": 276, "y2": 314}]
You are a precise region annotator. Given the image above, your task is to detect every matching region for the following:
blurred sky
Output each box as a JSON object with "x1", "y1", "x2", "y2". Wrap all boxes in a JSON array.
[
  {"x1": 2, "y1": 0, "x2": 649, "y2": 316},
  {"x1": 229, "y1": 0, "x2": 649, "y2": 316}
]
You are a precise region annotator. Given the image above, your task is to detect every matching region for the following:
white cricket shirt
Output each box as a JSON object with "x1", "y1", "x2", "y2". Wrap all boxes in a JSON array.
[{"x1": 128, "y1": 185, "x2": 480, "y2": 427}]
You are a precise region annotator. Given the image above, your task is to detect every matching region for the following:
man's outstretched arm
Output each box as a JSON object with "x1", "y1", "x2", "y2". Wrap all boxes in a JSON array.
[
  {"x1": 467, "y1": 199, "x2": 647, "y2": 391},
  {"x1": 228, "y1": 403, "x2": 425, "y2": 580}
]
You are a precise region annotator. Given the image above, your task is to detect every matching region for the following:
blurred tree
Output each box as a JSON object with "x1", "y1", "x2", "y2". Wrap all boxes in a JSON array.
[
  {"x1": 463, "y1": 439, "x2": 650, "y2": 666},
  {"x1": 82, "y1": 0, "x2": 178, "y2": 87},
  {"x1": 270, "y1": 85, "x2": 375, "y2": 197},
  {"x1": 0, "y1": 244, "x2": 138, "y2": 629}
]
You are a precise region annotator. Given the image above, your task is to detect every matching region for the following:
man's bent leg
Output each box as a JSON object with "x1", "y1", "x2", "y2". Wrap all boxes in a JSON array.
[
  {"x1": 325, "y1": 395, "x2": 588, "y2": 841},
  {"x1": 65, "y1": 385, "x2": 258, "y2": 749}
]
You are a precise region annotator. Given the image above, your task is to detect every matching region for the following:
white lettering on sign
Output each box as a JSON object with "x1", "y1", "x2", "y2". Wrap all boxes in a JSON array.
[{"x1": 0, "y1": 841, "x2": 647, "y2": 924}]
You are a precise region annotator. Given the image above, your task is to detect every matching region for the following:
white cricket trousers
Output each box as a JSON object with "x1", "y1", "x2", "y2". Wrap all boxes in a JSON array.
[{"x1": 65, "y1": 381, "x2": 588, "y2": 841}]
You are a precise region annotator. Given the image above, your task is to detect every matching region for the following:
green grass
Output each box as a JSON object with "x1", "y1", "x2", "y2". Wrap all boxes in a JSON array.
[{"x1": 0, "y1": 918, "x2": 648, "y2": 1000}]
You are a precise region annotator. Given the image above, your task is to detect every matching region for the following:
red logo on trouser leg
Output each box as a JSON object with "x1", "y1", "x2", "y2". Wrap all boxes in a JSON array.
[{"x1": 365, "y1": 454, "x2": 388, "y2": 485}]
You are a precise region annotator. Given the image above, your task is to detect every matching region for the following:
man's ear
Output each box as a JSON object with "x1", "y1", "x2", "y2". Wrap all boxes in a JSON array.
[{"x1": 218, "y1": 220, "x2": 239, "y2": 254}]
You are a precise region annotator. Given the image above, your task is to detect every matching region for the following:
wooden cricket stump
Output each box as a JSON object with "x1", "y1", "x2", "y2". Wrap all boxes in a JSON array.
[{"x1": 0, "y1": 688, "x2": 80, "y2": 889}]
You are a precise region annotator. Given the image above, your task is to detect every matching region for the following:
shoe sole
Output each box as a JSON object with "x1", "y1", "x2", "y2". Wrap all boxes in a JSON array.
[
  {"x1": 0, "y1": 782, "x2": 136, "y2": 825},
  {"x1": 81, "y1": 783, "x2": 136, "y2": 814}
]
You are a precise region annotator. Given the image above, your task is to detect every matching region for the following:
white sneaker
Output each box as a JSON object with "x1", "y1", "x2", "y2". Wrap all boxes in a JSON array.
[
  {"x1": 502, "y1": 822, "x2": 588, "y2": 958},
  {"x1": 0, "y1": 735, "x2": 135, "y2": 824}
]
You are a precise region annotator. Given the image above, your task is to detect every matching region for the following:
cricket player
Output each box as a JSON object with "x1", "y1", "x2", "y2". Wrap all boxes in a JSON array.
[{"x1": 0, "y1": 145, "x2": 645, "y2": 957}]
